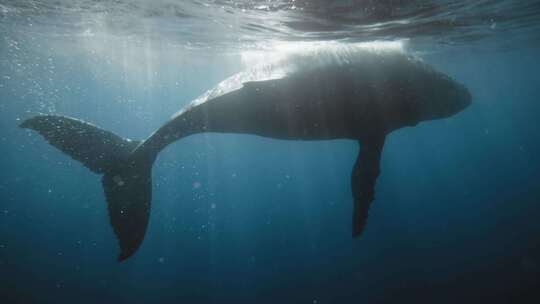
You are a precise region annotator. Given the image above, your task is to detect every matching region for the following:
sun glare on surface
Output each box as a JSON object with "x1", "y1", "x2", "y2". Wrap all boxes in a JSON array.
[{"x1": 241, "y1": 40, "x2": 407, "y2": 68}]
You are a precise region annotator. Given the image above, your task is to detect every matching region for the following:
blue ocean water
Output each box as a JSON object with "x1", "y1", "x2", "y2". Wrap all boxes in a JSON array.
[{"x1": 1, "y1": 1, "x2": 540, "y2": 303}]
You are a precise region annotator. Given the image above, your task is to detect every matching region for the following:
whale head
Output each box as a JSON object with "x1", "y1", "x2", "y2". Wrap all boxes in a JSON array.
[{"x1": 411, "y1": 69, "x2": 472, "y2": 123}]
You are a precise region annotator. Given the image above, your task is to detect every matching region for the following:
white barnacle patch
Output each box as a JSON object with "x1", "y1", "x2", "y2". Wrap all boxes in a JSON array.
[{"x1": 113, "y1": 175, "x2": 125, "y2": 186}]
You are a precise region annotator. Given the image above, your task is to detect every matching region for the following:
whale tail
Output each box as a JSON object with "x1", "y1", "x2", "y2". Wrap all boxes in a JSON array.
[{"x1": 20, "y1": 115, "x2": 154, "y2": 261}]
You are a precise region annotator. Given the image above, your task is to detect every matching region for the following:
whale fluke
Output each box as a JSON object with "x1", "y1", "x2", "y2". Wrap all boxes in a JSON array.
[
  {"x1": 101, "y1": 161, "x2": 152, "y2": 261},
  {"x1": 20, "y1": 115, "x2": 152, "y2": 261}
]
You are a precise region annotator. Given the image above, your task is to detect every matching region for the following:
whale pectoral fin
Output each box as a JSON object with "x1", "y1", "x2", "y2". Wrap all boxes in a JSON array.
[{"x1": 351, "y1": 135, "x2": 386, "y2": 237}]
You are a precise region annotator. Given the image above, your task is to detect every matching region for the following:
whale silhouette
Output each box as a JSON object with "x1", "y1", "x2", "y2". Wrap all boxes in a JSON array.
[{"x1": 20, "y1": 46, "x2": 471, "y2": 261}]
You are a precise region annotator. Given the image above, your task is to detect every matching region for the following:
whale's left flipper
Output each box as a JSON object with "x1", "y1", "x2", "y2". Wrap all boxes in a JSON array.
[{"x1": 351, "y1": 135, "x2": 386, "y2": 237}]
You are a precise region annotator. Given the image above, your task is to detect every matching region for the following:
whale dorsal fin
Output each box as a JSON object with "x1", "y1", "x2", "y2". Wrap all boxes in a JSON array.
[{"x1": 351, "y1": 134, "x2": 386, "y2": 237}]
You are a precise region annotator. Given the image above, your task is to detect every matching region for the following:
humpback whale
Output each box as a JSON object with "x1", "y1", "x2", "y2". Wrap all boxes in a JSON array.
[{"x1": 20, "y1": 46, "x2": 471, "y2": 261}]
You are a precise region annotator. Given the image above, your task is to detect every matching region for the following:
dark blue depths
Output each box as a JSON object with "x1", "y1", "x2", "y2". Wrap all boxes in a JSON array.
[{"x1": 1, "y1": 43, "x2": 540, "y2": 304}]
